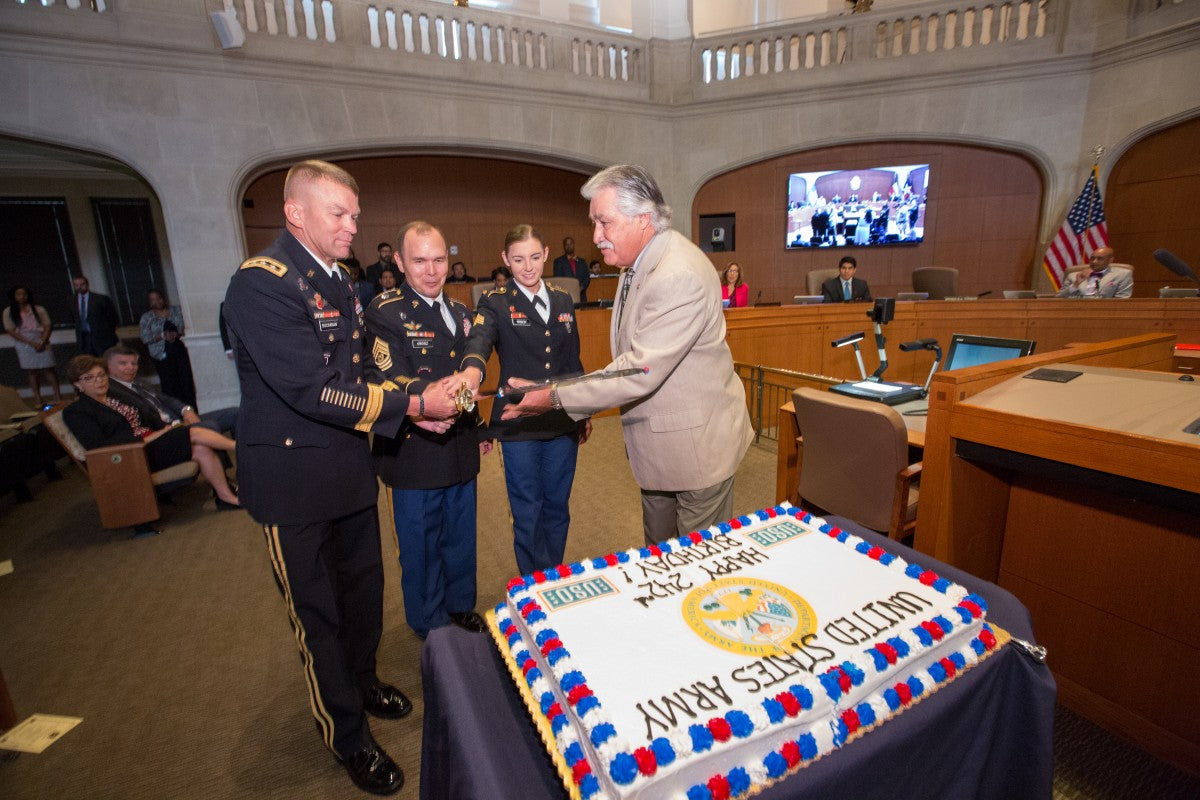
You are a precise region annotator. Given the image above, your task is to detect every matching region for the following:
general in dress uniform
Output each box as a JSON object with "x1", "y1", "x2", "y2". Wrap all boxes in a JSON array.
[
  {"x1": 366, "y1": 221, "x2": 488, "y2": 639},
  {"x1": 223, "y1": 161, "x2": 456, "y2": 796},
  {"x1": 459, "y1": 224, "x2": 589, "y2": 575}
]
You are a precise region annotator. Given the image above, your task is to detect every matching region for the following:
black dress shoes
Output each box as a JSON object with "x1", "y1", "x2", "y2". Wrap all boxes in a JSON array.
[
  {"x1": 340, "y1": 741, "x2": 404, "y2": 795},
  {"x1": 362, "y1": 681, "x2": 413, "y2": 719},
  {"x1": 448, "y1": 610, "x2": 487, "y2": 633}
]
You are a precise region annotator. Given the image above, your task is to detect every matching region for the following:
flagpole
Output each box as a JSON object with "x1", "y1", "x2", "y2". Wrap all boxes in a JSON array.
[{"x1": 1082, "y1": 145, "x2": 1105, "y2": 252}]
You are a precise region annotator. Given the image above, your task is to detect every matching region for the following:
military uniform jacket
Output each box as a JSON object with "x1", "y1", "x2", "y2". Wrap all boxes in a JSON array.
[
  {"x1": 461, "y1": 284, "x2": 582, "y2": 441},
  {"x1": 223, "y1": 231, "x2": 408, "y2": 525},
  {"x1": 365, "y1": 283, "x2": 481, "y2": 490}
]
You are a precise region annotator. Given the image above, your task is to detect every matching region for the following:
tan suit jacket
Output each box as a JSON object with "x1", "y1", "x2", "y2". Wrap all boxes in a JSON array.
[{"x1": 557, "y1": 230, "x2": 753, "y2": 492}]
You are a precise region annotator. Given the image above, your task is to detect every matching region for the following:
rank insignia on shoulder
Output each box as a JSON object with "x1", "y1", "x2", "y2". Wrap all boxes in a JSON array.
[
  {"x1": 239, "y1": 256, "x2": 288, "y2": 277},
  {"x1": 473, "y1": 314, "x2": 485, "y2": 326}
]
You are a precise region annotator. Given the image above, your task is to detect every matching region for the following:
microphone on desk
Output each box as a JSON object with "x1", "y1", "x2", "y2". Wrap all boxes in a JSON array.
[
  {"x1": 753, "y1": 290, "x2": 762, "y2": 306},
  {"x1": 1153, "y1": 249, "x2": 1200, "y2": 284},
  {"x1": 976, "y1": 290, "x2": 993, "y2": 299}
]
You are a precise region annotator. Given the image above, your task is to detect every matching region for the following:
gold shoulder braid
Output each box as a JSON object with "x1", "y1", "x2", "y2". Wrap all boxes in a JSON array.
[{"x1": 239, "y1": 256, "x2": 288, "y2": 277}]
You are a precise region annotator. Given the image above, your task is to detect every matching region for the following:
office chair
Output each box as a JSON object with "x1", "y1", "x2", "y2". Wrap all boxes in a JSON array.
[
  {"x1": 791, "y1": 387, "x2": 920, "y2": 540},
  {"x1": 545, "y1": 276, "x2": 582, "y2": 304},
  {"x1": 911, "y1": 267, "x2": 959, "y2": 300},
  {"x1": 806, "y1": 268, "x2": 839, "y2": 296}
]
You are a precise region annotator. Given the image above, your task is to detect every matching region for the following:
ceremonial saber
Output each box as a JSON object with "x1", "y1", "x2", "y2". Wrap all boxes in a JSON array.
[{"x1": 458, "y1": 366, "x2": 648, "y2": 411}]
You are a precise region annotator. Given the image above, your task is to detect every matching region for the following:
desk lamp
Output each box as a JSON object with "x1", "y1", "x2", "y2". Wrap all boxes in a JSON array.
[
  {"x1": 898, "y1": 338, "x2": 943, "y2": 397},
  {"x1": 828, "y1": 299, "x2": 925, "y2": 405}
]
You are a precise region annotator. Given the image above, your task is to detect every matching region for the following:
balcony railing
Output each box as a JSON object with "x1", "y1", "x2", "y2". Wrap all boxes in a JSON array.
[
  {"x1": 213, "y1": 0, "x2": 644, "y2": 85},
  {"x1": 695, "y1": 0, "x2": 1059, "y2": 86},
  {"x1": 6, "y1": 1, "x2": 1196, "y2": 102}
]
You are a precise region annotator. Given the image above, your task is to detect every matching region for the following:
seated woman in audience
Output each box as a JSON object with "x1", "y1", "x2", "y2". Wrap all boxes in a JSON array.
[
  {"x1": 62, "y1": 355, "x2": 240, "y2": 509},
  {"x1": 490, "y1": 265, "x2": 512, "y2": 290},
  {"x1": 722, "y1": 262, "x2": 749, "y2": 307}
]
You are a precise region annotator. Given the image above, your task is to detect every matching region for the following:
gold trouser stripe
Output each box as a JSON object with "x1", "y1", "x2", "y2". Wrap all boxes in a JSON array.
[
  {"x1": 355, "y1": 383, "x2": 384, "y2": 432},
  {"x1": 262, "y1": 524, "x2": 337, "y2": 752}
]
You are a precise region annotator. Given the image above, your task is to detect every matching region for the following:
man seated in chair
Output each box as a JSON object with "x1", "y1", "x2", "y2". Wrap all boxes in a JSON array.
[
  {"x1": 61, "y1": 355, "x2": 239, "y2": 510},
  {"x1": 1055, "y1": 247, "x2": 1132, "y2": 298},
  {"x1": 821, "y1": 256, "x2": 872, "y2": 303},
  {"x1": 104, "y1": 345, "x2": 238, "y2": 437}
]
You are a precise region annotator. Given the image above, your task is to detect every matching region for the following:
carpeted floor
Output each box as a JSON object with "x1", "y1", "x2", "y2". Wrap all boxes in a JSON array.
[{"x1": 0, "y1": 416, "x2": 1196, "y2": 799}]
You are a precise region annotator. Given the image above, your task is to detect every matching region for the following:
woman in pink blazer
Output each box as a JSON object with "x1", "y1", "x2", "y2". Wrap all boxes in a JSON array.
[{"x1": 722, "y1": 262, "x2": 750, "y2": 307}]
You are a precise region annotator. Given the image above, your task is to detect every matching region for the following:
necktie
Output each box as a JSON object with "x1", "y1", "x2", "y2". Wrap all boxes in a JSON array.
[
  {"x1": 433, "y1": 301, "x2": 455, "y2": 335},
  {"x1": 617, "y1": 269, "x2": 635, "y2": 330},
  {"x1": 843, "y1": 281, "x2": 851, "y2": 301},
  {"x1": 80, "y1": 294, "x2": 89, "y2": 331},
  {"x1": 533, "y1": 295, "x2": 549, "y2": 324},
  {"x1": 133, "y1": 382, "x2": 172, "y2": 422},
  {"x1": 570, "y1": 258, "x2": 577, "y2": 277}
]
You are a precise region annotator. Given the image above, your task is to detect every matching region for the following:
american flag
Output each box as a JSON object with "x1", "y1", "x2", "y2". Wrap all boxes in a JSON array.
[{"x1": 1043, "y1": 165, "x2": 1109, "y2": 290}]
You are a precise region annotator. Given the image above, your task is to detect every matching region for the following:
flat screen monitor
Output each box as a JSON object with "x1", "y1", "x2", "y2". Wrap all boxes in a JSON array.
[
  {"x1": 786, "y1": 164, "x2": 930, "y2": 249},
  {"x1": 793, "y1": 295, "x2": 825, "y2": 305},
  {"x1": 942, "y1": 334, "x2": 1036, "y2": 371}
]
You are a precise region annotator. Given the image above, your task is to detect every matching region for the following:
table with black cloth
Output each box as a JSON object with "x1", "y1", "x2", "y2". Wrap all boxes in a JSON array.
[{"x1": 420, "y1": 517, "x2": 1056, "y2": 800}]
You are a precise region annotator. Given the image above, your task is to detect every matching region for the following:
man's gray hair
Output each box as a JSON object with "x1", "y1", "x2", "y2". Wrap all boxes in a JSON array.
[{"x1": 582, "y1": 165, "x2": 673, "y2": 233}]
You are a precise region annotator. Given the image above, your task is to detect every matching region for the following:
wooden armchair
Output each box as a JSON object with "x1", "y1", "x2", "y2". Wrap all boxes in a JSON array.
[
  {"x1": 791, "y1": 387, "x2": 921, "y2": 540},
  {"x1": 42, "y1": 402, "x2": 198, "y2": 530}
]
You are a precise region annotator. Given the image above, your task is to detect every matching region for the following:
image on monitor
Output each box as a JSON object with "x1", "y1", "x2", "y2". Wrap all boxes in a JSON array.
[
  {"x1": 786, "y1": 164, "x2": 930, "y2": 249},
  {"x1": 942, "y1": 334, "x2": 1036, "y2": 371}
]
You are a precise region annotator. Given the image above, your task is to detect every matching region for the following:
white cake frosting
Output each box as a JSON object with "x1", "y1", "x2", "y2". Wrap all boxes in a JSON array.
[{"x1": 492, "y1": 504, "x2": 998, "y2": 800}]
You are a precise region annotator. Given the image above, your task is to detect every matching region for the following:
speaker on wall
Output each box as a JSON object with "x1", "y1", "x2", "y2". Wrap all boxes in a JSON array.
[
  {"x1": 210, "y1": 9, "x2": 246, "y2": 50},
  {"x1": 700, "y1": 214, "x2": 735, "y2": 254}
]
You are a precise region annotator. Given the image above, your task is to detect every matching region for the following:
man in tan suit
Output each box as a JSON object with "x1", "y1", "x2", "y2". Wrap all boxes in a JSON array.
[{"x1": 502, "y1": 164, "x2": 753, "y2": 544}]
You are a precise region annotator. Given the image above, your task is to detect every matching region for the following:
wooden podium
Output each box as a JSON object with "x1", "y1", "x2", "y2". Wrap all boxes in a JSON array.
[{"x1": 914, "y1": 333, "x2": 1200, "y2": 774}]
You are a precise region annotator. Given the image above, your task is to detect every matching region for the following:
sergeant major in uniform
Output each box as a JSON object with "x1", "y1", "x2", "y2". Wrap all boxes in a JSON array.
[
  {"x1": 366, "y1": 221, "x2": 491, "y2": 639},
  {"x1": 223, "y1": 160, "x2": 458, "y2": 796}
]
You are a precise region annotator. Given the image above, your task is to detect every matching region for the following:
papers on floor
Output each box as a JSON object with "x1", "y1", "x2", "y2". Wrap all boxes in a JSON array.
[{"x1": 0, "y1": 714, "x2": 83, "y2": 753}]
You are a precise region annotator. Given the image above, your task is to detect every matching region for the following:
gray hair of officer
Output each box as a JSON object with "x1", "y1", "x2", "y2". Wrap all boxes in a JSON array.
[{"x1": 582, "y1": 165, "x2": 673, "y2": 234}]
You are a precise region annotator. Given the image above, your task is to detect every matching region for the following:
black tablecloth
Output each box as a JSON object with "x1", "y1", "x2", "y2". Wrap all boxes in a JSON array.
[{"x1": 420, "y1": 518, "x2": 1056, "y2": 800}]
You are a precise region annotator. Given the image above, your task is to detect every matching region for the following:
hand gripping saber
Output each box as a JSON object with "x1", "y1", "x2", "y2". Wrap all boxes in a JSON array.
[{"x1": 454, "y1": 366, "x2": 649, "y2": 412}]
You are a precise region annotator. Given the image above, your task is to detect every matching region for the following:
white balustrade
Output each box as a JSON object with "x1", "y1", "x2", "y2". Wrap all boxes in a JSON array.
[{"x1": 696, "y1": 0, "x2": 1061, "y2": 85}]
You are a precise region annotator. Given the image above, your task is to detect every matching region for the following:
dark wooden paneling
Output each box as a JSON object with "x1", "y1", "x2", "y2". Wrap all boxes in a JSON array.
[
  {"x1": 242, "y1": 157, "x2": 595, "y2": 278},
  {"x1": 1108, "y1": 116, "x2": 1200, "y2": 297},
  {"x1": 693, "y1": 142, "x2": 1043, "y2": 303}
]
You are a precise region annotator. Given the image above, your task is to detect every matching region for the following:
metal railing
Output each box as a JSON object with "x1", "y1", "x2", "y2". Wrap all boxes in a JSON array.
[{"x1": 735, "y1": 363, "x2": 842, "y2": 444}]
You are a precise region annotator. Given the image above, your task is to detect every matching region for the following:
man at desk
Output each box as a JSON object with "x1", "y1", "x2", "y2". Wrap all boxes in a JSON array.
[
  {"x1": 821, "y1": 256, "x2": 872, "y2": 303},
  {"x1": 1055, "y1": 247, "x2": 1132, "y2": 298}
]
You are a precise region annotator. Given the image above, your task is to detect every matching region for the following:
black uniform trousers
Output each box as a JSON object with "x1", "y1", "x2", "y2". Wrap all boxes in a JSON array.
[{"x1": 261, "y1": 504, "x2": 384, "y2": 759}]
